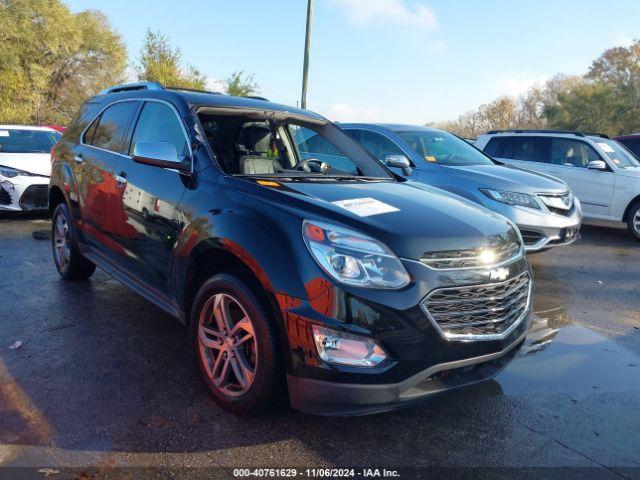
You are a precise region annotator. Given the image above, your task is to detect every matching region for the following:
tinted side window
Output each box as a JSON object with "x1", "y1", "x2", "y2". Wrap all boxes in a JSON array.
[
  {"x1": 358, "y1": 131, "x2": 404, "y2": 161},
  {"x1": 83, "y1": 116, "x2": 100, "y2": 145},
  {"x1": 619, "y1": 138, "x2": 640, "y2": 158},
  {"x1": 483, "y1": 137, "x2": 506, "y2": 157},
  {"x1": 510, "y1": 137, "x2": 551, "y2": 163},
  {"x1": 551, "y1": 139, "x2": 601, "y2": 168},
  {"x1": 90, "y1": 101, "x2": 140, "y2": 154},
  {"x1": 129, "y1": 102, "x2": 189, "y2": 157}
]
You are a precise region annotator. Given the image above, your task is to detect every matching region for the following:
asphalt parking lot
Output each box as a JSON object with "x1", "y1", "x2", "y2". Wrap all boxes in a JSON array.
[{"x1": 1, "y1": 216, "x2": 639, "y2": 478}]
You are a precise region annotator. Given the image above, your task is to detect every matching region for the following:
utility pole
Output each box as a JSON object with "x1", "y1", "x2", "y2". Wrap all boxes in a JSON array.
[{"x1": 301, "y1": 0, "x2": 313, "y2": 109}]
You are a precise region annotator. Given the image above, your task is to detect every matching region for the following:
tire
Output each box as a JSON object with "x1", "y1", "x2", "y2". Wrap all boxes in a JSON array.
[
  {"x1": 190, "y1": 274, "x2": 284, "y2": 415},
  {"x1": 51, "y1": 203, "x2": 96, "y2": 281},
  {"x1": 627, "y1": 202, "x2": 640, "y2": 241}
]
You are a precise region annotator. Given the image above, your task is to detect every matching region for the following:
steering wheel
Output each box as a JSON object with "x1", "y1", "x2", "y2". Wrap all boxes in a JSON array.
[{"x1": 294, "y1": 158, "x2": 329, "y2": 173}]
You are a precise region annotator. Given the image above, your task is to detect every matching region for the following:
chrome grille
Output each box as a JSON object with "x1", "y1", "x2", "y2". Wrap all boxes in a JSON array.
[
  {"x1": 538, "y1": 192, "x2": 573, "y2": 216},
  {"x1": 420, "y1": 241, "x2": 521, "y2": 269},
  {"x1": 421, "y1": 272, "x2": 531, "y2": 340}
]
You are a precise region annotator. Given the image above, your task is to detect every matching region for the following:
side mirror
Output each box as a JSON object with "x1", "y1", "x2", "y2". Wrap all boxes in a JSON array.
[
  {"x1": 133, "y1": 141, "x2": 190, "y2": 172},
  {"x1": 384, "y1": 154, "x2": 411, "y2": 169},
  {"x1": 587, "y1": 160, "x2": 607, "y2": 171}
]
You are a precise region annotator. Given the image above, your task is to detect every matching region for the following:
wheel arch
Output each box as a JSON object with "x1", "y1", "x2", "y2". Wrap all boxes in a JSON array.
[
  {"x1": 181, "y1": 242, "x2": 293, "y2": 373},
  {"x1": 622, "y1": 194, "x2": 640, "y2": 222},
  {"x1": 48, "y1": 185, "x2": 67, "y2": 215}
]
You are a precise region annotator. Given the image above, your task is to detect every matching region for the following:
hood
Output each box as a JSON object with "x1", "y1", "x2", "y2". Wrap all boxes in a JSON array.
[
  {"x1": 445, "y1": 164, "x2": 567, "y2": 193},
  {"x1": 249, "y1": 179, "x2": 517, "y2": 260},
  {"x1": 0, "y1": 153, "x2": 51, "y2": 177},
  {"x1": 617, "y1": 166, "x2": 640, "y2": 179}
]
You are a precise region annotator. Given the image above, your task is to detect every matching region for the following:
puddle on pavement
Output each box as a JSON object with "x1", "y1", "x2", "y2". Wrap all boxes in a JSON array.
[{"x1": 495, "y1": 307, "x2": 640, "y2": 395}]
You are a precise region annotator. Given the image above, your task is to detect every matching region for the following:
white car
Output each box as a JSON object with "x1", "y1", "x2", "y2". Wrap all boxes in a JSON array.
[
  {"x1": 0, "y1": 125, "x2": 61, "y2": 212},
  {"x1": 475, "y1": 130, "x2": 640, "y2": 240}
]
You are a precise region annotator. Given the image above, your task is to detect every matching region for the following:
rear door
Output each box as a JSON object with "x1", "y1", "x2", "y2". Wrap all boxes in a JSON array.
[
  {"x1": 545, "y1": 138, "x2": 614, "y2": 217},
  {"x1": 108, "y1": 100, "x2": 191, "y2": 296},
  {"x1": 74, "y1": 100, "x2": 140, "y2": 258}
]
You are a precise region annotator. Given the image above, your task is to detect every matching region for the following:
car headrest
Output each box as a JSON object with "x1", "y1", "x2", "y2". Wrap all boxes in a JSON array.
[{"x1": 239, "y1": 126, "x2": 271, "y2": 154}]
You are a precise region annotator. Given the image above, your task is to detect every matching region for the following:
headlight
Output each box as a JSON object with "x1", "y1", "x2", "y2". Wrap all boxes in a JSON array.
[
  {"x1": 0, "y1": 165, "x2": 29, "y2": 178},
  {"x1": 312, "y1": 325, "x2": 387, "y2": 367},
  {"x1": 480, "y1": 189, "x2": 540, "y2": 210},
  {"x1": 302, "y1": 220, "x2": 410, "y2": 289}
]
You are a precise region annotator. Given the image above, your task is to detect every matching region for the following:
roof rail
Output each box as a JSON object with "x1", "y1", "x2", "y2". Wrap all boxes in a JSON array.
[
  {"x1": 99, "y1": 82, "x2": 165, "y2": 95},
  {"x1": 487, "y1": 129, "x2": 609, "y2": 139},
  {"x1": 165, "y1": 86, "x2": 222, "y2": 95},
  {"x1": 246, "y1": 95, "x2": 269, "y2": 101}
]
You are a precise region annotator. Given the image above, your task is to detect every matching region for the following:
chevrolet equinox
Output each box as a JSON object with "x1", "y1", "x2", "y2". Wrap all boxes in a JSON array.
[{"x1": 49, "y1": 82, "x2": 532, "y2": 415}]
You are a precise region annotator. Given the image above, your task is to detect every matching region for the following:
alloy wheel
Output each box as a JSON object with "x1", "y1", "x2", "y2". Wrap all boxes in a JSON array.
[
  {"x1": 53, "y1": 213, "x2": 71, "y2": 270},
  {"x1": 634, "y1": 210, "x2": 640, "y2": 235},
  {"x1": 198, "y1": 293, "x2": 257, "y2": 397}
]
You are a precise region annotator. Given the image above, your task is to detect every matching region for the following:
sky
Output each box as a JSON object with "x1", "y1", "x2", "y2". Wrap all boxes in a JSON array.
[{"x1": 66, "y1": 0, "x2": 640, "y2": 124}]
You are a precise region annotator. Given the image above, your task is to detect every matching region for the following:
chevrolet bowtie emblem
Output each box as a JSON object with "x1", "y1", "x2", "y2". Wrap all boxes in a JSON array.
[{"x1": 489, "y1": 267, "x2": 510, "y2": 281}]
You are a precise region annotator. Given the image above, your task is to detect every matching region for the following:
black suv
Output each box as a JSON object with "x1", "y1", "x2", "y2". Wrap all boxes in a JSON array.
[{"x1": 49, "y1": 82, "x2": 532, "y2": 415}]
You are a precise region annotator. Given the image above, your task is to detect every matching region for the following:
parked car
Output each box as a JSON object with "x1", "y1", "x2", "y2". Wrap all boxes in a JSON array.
[
  {"x1": 50, "y1": 82, "x2": 533, "y2": 415},
  {"x1": 0, "y1": 125, "x2": 61, "y2": 212},
  {"x1": 475, "y1": 130, "x2": 640, "y2": 240},
  {"x1": 339, "y1": 124, "x2": 581, "y2": 252},
  {"x1": 613, "y1": 133, "x2": 640, "y2": 158}
]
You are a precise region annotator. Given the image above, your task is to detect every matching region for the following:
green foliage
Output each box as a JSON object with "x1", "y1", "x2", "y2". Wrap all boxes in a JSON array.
[
  {"x1": 136, "y1": 30, "x2": 206, "y2": 90},
  {"x1": 545, "y1": 83, "x2": 619, "y2": 134},
  {"x1": 225, "y1": 71, "x2": 259, "y2": 97},
  {"x1": 0, "y1": 0, "x2": 126, "y2": 125}
]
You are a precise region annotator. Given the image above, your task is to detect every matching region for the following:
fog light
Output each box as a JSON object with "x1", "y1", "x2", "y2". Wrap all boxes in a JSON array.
[{"x1": 312, "y1": 325, "x2": 387, "y2": 367}]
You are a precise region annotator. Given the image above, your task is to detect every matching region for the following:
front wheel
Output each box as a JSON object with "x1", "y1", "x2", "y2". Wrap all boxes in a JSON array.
[
  {"x1": 51, "y1": 203, "x2": 96, "y2": 280},
  {"x1": 190, "y1": 274, "x2": 284, "y2": 415},
  {"x1": 627, "y1": 202, "x2": 640, "y2": 241}
]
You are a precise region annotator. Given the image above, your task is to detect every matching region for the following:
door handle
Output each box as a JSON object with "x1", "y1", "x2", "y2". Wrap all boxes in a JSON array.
[
  {"x1": 73, "y1": 154, "x2": 84, "y2": 164},
  {"x1": 115, "y1": 171, "x2": 127, "y2": 185}
]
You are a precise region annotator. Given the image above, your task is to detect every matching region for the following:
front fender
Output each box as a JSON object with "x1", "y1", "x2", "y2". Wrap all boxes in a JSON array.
[{"x1": 174, "y1": 209, "x2": 330, "y2": 312}]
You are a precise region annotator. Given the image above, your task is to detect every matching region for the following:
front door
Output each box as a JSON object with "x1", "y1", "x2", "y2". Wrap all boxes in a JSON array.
[
  {"x1": 109, "y1": 100, "x2": 191, "y2": 296},
  {"x1": 545, "y1": 138, "x2": 615, "y2": 217}
]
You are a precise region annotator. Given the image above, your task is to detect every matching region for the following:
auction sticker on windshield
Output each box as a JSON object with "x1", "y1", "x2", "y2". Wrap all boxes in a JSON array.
[{"x1": 332, "y1": 197, "x2": 399, "y2": 217}]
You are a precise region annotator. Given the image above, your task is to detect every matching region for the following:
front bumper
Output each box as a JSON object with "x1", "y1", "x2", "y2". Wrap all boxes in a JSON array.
[
  {"x1": 282, "y1": 253, "x2": 532, "y2": 416},
  {"x1": 288, "y1": 327, "x2": 527, "y2": 415},
  {"x1": 480, "y1": 198, "x2": 582, "y2": 252},
  {"x1": 0, "y1": 175, "x2": 49, "y2": 211}
]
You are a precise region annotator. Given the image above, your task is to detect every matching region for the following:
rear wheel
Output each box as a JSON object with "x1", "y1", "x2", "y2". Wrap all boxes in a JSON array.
[
  {"x1": 51, "y1": 203, "x2": 96, "y2": 280},
  {"x1": 627, "y1": 202, "x2": 640, "y2": 241},
  {"x1": 190, "y1": 274, "x2": 284, "y2": 415}
]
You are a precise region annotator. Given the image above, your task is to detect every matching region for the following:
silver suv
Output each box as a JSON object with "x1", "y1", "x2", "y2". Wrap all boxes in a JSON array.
[{"x1": 476, "y1": 130, "x2": 640, "y2": 240}]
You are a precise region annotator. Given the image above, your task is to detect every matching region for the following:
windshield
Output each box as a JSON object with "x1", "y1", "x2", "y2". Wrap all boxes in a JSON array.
[
  {"x1": 397, "y1": 130, "x2": 494, "y2": 166},
  {"x1": 0, "y1": 129, "x2": 60, "y2": 154},
  {"x1": 593, "y1": 138, "x2": 640, "y2": 169},
  {"x1": 197, "y1": 110, "x2": 392, "y2": 180}
]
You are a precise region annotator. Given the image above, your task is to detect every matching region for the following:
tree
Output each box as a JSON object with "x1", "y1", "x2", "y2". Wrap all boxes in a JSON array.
[
  {"x1": 0, "y1": 0, "x2": 126, "y2": 125},
  {"x1": 225, "y1": 71, "x2": 259, "y2": 97},
  {"x1": 545, "y1": 83, "x2": 619, "y2": 134},
  {"x1": 136, "y1": 30, "x2": 206, "y2": 90},
  {"x1": 586, "y1": 40, "x2": 640, "y2": 134}
]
